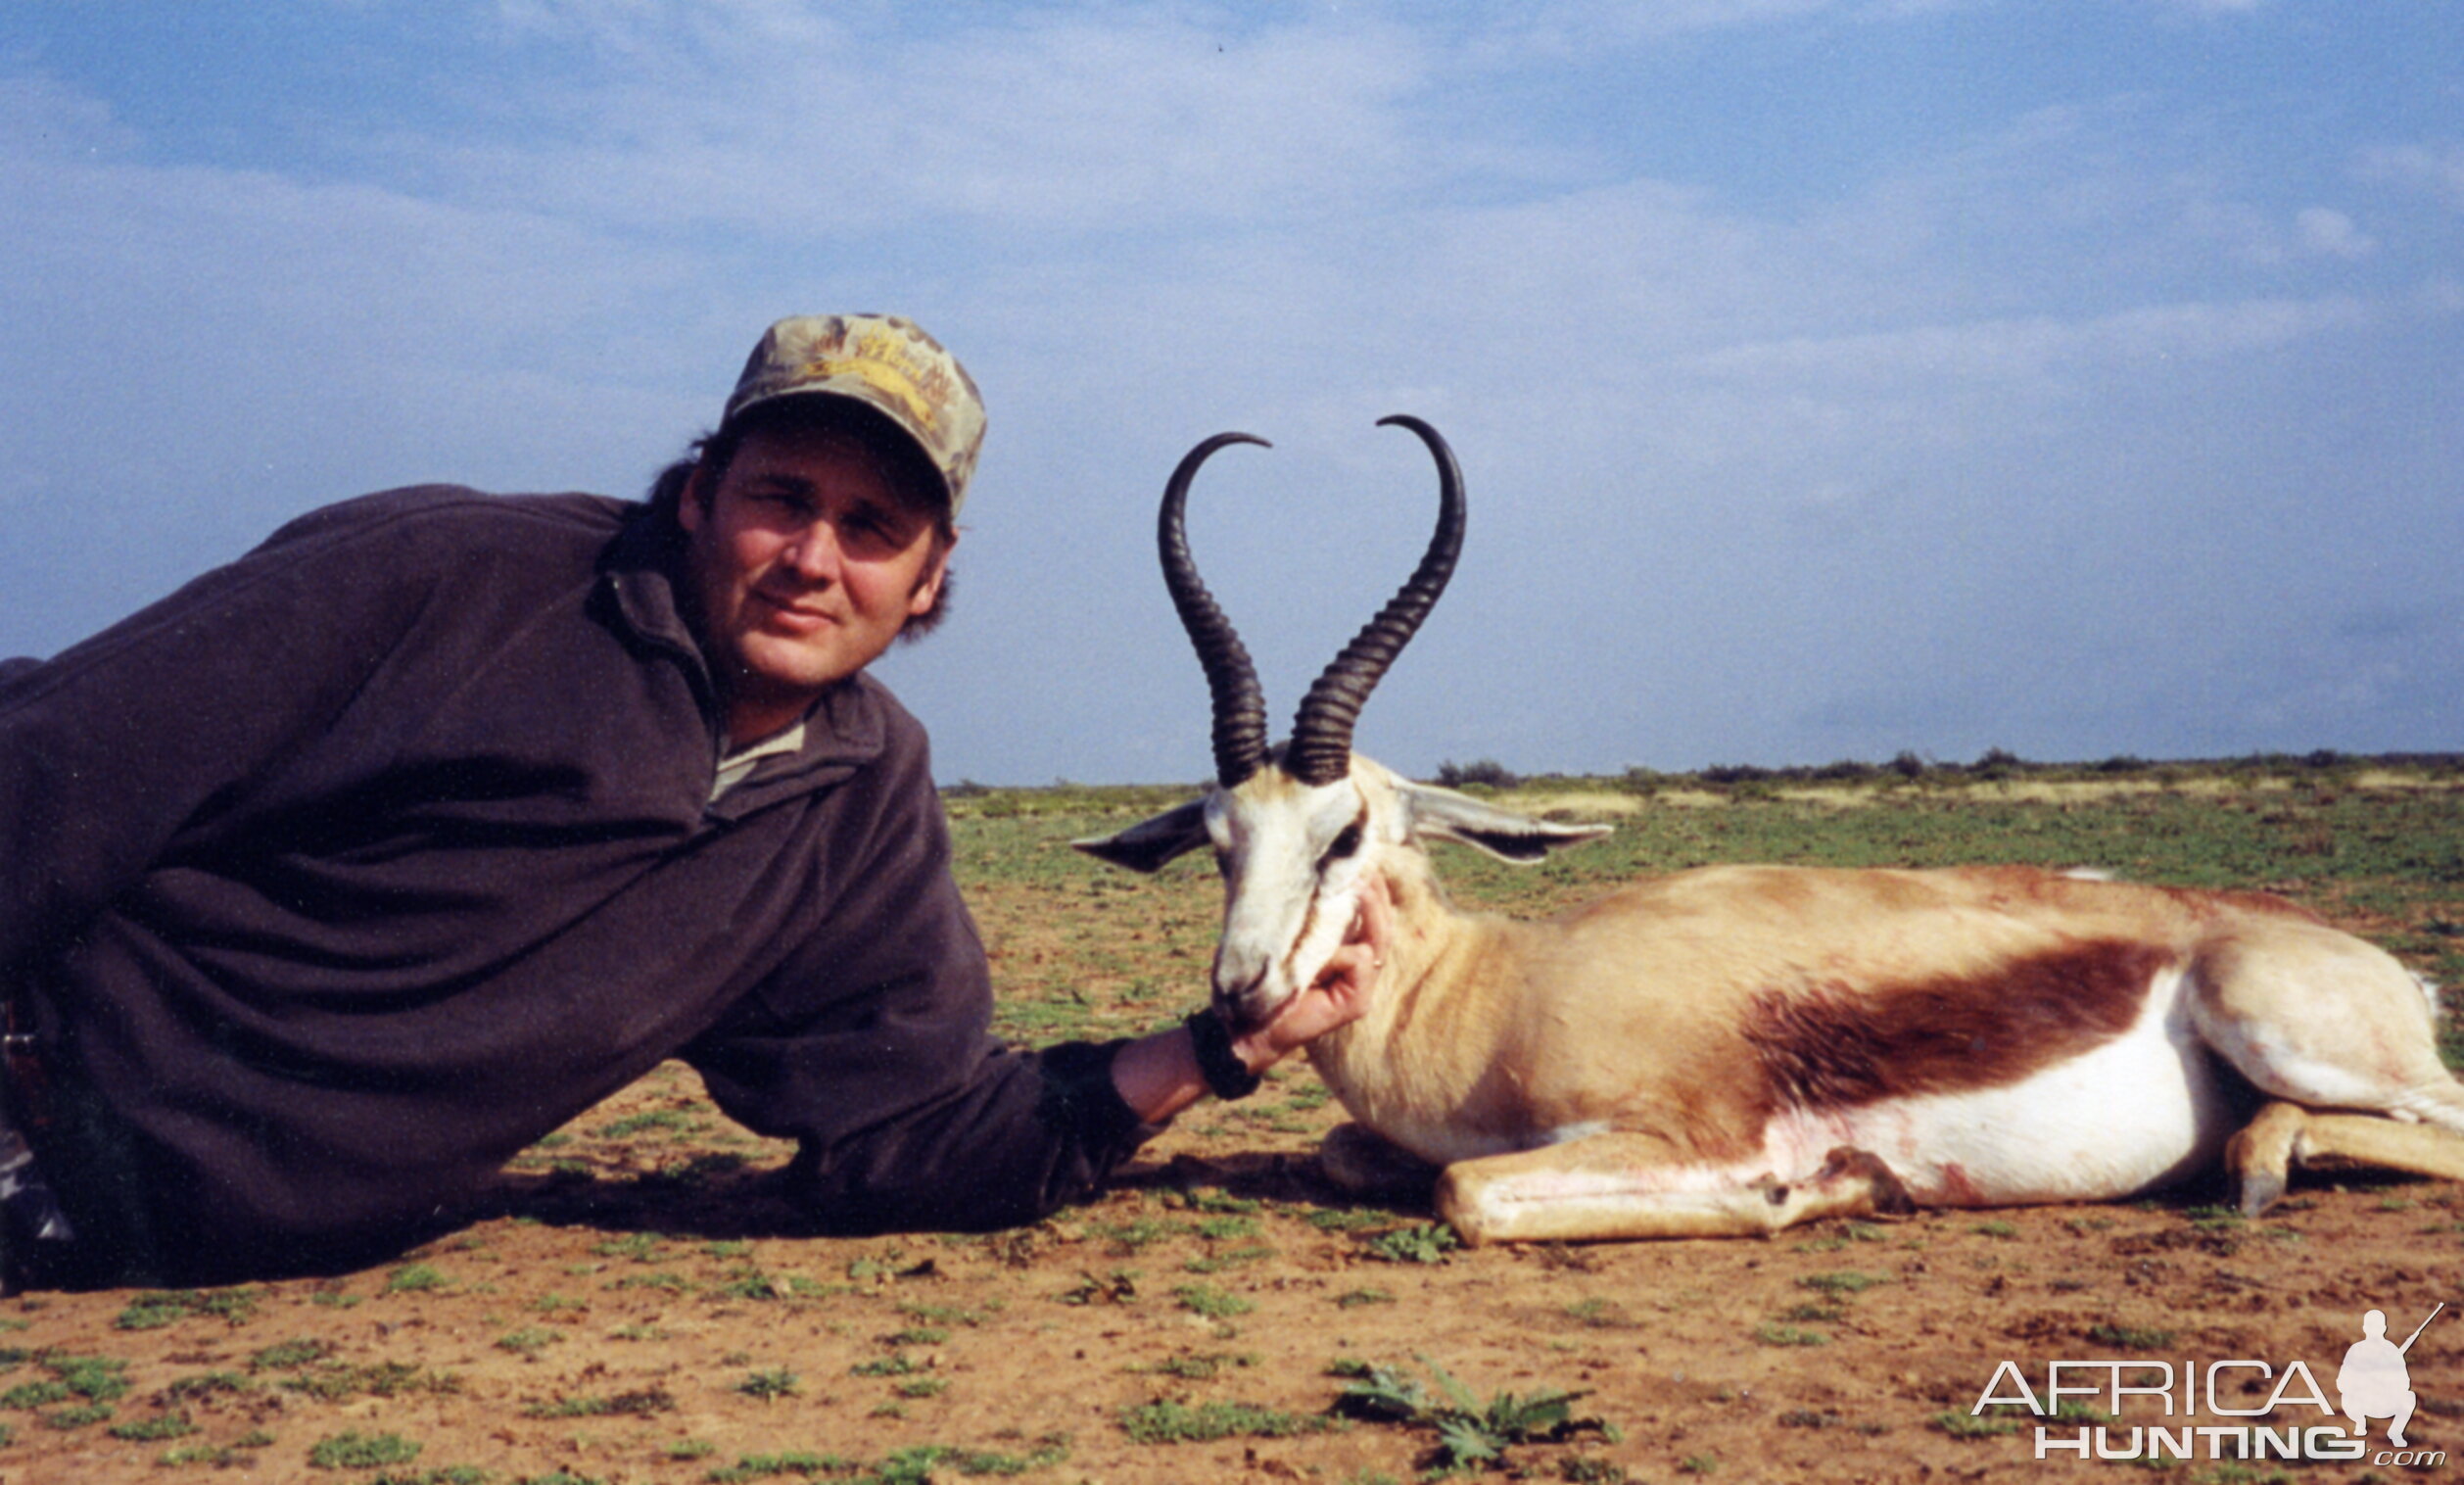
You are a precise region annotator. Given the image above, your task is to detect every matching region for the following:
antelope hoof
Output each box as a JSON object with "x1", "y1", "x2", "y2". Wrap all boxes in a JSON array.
[
  {"x1": 2235, "y1": 1165, "x2": 2288, "y2": 1218},
  {"x1": 1818, "y1": 1145, "x2": 1916, "y2": 1217}
]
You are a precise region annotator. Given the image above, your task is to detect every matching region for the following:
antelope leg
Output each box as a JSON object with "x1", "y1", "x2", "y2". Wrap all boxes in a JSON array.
[
  {"x1": 1437, "y1": 1137, "x2": 1912, "y2": 1247},
  {"x1": 2230, "y1": 1099, "x2": 2464, "y2": 1217}
]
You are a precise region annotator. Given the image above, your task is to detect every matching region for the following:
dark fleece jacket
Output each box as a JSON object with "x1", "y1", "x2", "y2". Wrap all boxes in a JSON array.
[{"x1": 0, "y1": 487, "x2": 1151, "y2": 1284}]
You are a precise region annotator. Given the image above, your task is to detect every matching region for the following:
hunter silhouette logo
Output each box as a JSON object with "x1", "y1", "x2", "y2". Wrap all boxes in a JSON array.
[
  {"x1": 1973, "y1": 1302, "x2": 2451, "y2": 1467},
  {"x1": 2340, "y1": 1304, "x2": 2441, "y2": 1449}
]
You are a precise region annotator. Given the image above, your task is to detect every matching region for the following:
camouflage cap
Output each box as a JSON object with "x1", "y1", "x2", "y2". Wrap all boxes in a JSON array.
[{"x1": 722, "y1": 313, "x2": 987, "y2": 516}]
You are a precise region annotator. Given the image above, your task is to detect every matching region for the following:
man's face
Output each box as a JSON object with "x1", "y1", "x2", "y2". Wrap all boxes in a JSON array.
[{"x1": 679, "y1": 420, "x2": 951, "y2": 741}]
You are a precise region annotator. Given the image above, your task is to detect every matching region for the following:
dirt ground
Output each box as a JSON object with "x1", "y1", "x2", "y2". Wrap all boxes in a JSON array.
[
  {"x1": 3, "y1": 1065, "x2": 2457, "y2": 1484},
  {"x1": 4, "y1": 781, "x2": 2461, "y2": 1484}
]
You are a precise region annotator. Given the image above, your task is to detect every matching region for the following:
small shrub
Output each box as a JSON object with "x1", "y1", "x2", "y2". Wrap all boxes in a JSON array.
[
  {"x1": 249, "y1": 1338, "x2": 335, "y2": 1371},
  {"x1": 1362, "y1": 1223, "x2": 1458, "y2": 1264},
  {"x1": 1094, "y1": 1217, "x2": 1187, "y2": 1253},
  {"x1": 703, "y1": 1451, "x2": 845, "y2": 1484},
  {"x1": 524, "y1": 1387, "x2": 674, "y2": 1418},
  {"x1": 277, "y1": 1360, "x2": 460, "y2": 1403},
  {"x1": 1121, "y1": 1398, "x2": 1330, "y2": 1444},
  {"x1": 735, "y1": 1367, "x2": 800, "y2": 1401},
  {"x1": 108, "y1": 1411, "x2": 197, "y2": 1441},
  {"x1": 1798, "y1": 1269, "x2": 1886, "y2": 1294},
  {"x1": 1335, "y1": 1357, "x2": 1613, "y2": 1472},
  {"x1": 1171, "y1": 1284, "x2": 1254, "y2": 1319},
  {"x1": 50, "y1": 1354, "x2": 131, "y2": 1402},
  {"x1": 116, "y1": 1288, "x2": 260, "y2": 1331},
  {"x1": 384, "y1": 1265, "x2": 448, "y2": 1294},
  {"x1": 591, "y1": 1231, "x2": 666, "y2": 1262},
  {"x1": 1435, "y1": 759, "x2": 1521, "y2": 790},
  {"x1": 1182, "y1": 1244, "x2": 1275, "y2": 1274},
  {"x1": 1144, "y1": 1352, "x2": 1255, "y2": 1380},
  {"x1": 0, "y1": 1380, "x2": 71, "y2": 1409},
  {"x1": 1304, "y1": 1208, "x2": 1392, "y2": 1232},
  {"x1": 308, "y1": 1430, "x2": 422, "y2": 1468},
  {"x1": 1970, "y1": 747, "x2": 2025, "y2": 780}
]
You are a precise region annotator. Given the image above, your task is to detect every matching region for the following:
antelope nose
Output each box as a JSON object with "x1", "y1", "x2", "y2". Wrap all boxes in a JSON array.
[{"x1": 1213, "y1": 959, "x2": 1267, "y2": 1006}]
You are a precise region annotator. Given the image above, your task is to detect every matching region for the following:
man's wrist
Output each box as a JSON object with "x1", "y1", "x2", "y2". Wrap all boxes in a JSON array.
[{"x1": 1182, "y1": 1009, "x2": 1263, "y2": 1101}]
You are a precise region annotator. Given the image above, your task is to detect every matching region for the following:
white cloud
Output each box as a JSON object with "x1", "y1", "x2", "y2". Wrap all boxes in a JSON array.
[
  {"x1": 0, "y1": 64, "x2": 705, "y2": 611},
  {"x1": 2294, "y1": 207, "x2": 2374, "y2": 260},
  {"x1": 1682, "y1": 297, "x2": 2369, "y2": 399},
  {"x1": 2360, "y1": 142, "x2": 2464, "y2": 214},
  {"x1": 404, "y1": 5, "x2": 1457, "y2": 240},
  {"x1": 0, "y1": 71, "x2": 131, "y2": 158},
  {"x1": 1465, "y1": 0, "x2": 1961, "y2": 53}
]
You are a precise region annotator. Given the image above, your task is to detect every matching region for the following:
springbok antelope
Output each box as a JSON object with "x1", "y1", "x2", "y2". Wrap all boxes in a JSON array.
[{"x1": 1077, "y1": 416, "x2": 2464, "y2": 1245}]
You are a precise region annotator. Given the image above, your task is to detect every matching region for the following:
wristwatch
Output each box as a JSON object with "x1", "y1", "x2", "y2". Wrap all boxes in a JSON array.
[{"x1": 1183, "y1": 1008, "x2": 1263, "y2": 1101}]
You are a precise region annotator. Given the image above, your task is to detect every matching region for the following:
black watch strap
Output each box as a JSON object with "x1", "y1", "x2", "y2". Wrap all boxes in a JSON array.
[{"x1": 1184, "y1": 1009, "x2": 1263, "y2": 1101}]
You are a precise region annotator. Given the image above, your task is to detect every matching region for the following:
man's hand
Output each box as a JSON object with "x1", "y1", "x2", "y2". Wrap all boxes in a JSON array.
[
  {"x1": 1108, "y1": 870, "x2": 1396, "y2": 1124},
  {"x1": 1231, "y1": 869, "x2": 1395, "y2": 1073}
]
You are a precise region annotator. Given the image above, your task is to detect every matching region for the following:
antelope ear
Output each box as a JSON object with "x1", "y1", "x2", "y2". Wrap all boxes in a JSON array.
[
  {"x1": 1398, "y1": 782, "x2": 1613, "y2": 864},
  {"x1": 1072, "y1": 798, "x2": 1212, "y2": 874}
]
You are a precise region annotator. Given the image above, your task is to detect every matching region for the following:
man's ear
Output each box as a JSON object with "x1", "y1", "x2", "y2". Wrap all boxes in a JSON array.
[
  {"x1": 910, "y1": 529, "x2": 957, "y2": 614},
  {"x1": 677, "y1": 462, "x2": 711, "y2": 534}
]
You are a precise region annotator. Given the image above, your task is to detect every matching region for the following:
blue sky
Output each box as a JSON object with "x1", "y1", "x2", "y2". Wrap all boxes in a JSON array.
[{"x1": 3, "y1": 1, "x2": 2458, "y2": 784}]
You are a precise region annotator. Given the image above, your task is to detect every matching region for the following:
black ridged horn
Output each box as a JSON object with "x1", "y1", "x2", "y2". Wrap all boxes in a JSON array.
[
  {"x1": 1285, "y1": 416, "x2": 1465, "y2": 788},
  {"x1": 1161, "y1": 432, "x2": 1273, "y2": 788}
]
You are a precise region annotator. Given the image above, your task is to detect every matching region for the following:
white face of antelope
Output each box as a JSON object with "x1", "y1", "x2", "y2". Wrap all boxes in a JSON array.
[
  {"x1": 1072, "y1": 416, "x2": 1476, "y2": 1027},
  {"x1": 1074, "y1": 752, "x2": 1609, "y2": 1030},
  {"x1": 1203, "y1": 760, "x2": 1393, "y2": 1030}
]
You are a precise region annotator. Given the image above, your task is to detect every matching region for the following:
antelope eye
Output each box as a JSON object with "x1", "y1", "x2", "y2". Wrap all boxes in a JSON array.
[{"x1": 1320, "y1": 821, "x2": 1365, "y2": 866}]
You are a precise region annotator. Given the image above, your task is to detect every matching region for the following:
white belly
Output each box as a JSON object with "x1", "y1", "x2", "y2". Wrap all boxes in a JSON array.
[{"x1": 1762, "y1": 963, "x2": 2233, "y2": 1204}]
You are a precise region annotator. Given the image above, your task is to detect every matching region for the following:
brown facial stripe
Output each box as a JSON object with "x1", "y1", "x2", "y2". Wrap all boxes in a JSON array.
[
  {"x1": 1740, "y1": 939, "x2": 2169, "y2": 1110},
  {"x1": 1278, "y1": 802, "x2": 1373, "y2": 987}
]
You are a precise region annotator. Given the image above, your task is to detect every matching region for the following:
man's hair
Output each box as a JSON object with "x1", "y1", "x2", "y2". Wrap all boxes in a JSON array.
[{"x1": 648, "y1": 396, "x2": 957, "y2": 641}]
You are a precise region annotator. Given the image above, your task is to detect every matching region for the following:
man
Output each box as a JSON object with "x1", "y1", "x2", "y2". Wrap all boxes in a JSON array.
[{"x1": 0, "y1": 314, "x2": 1387, "y2": 1289}]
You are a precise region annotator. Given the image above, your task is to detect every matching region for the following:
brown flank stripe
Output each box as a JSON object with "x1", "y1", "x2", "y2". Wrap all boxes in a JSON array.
[{"x1": 1741, "y1": 939, "x2": 2167, "y2": 1109}]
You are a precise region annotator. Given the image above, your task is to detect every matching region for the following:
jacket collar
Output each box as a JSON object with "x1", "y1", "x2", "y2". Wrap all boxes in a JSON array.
[{"x1": 596, "y1": 506, "x2": 888, "y2": 816}]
